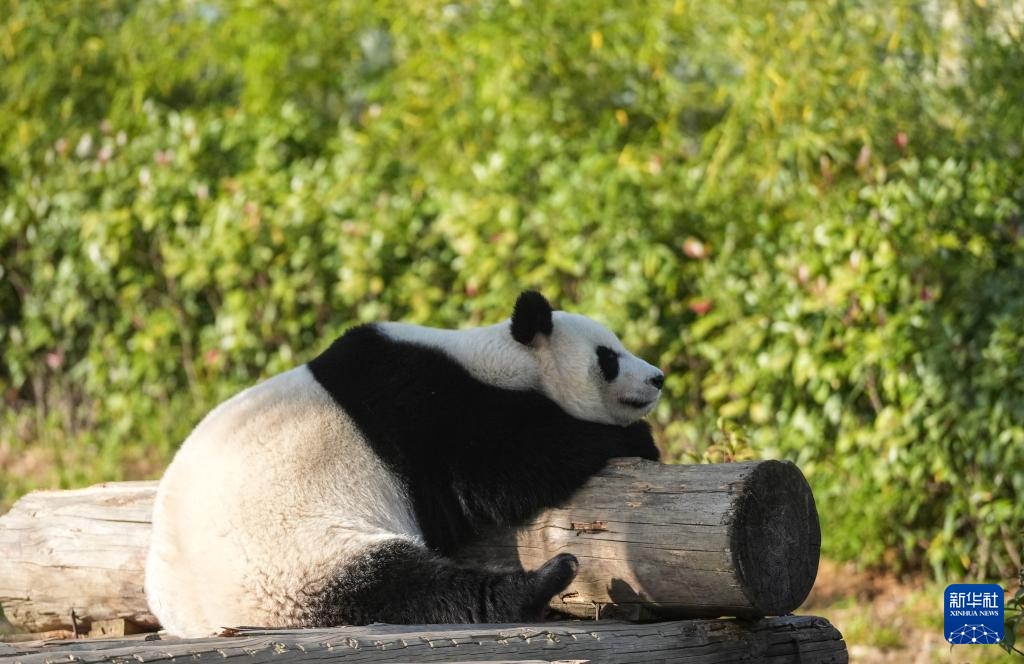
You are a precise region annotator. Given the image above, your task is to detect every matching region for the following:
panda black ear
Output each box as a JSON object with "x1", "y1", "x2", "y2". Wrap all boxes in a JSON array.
[{"x1": 511, "y1": 290, "x2": 554, "y2": 346}]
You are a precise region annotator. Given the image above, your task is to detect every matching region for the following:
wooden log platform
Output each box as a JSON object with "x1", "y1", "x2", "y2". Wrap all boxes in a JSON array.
[
  {"x1": 0, "y1": 617, "x2": 848, "y2": 663},
  {"x1": 0, "y1": 459, "x2": 821, "y2": 633}
]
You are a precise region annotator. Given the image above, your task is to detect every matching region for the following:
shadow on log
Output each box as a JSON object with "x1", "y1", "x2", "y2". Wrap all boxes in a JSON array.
[
  {"x1": 0, "y1": 617, "x2": 848, "y2": 664},
  {"x1": 0, "y1": 460, "x2": 821, "y2": 632}
]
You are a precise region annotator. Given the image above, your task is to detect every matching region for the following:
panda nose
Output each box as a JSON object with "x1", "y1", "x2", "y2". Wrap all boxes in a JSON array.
[{"x1": 648, "y1": 372, "x2": 665, "y2": 389}]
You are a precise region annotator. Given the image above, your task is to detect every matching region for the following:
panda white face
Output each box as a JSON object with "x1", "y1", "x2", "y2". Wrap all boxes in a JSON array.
[
  {"x1": 511, "y1": 292, "x2": 664, "y2": 426},
  {"x1": 534, "y1": 312, "x2": 663, "y2": 426}
]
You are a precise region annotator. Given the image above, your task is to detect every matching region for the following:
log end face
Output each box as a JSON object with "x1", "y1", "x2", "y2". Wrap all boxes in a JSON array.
[{"x1": 730, "y1": 460, "x2": 821, "y2": 616}]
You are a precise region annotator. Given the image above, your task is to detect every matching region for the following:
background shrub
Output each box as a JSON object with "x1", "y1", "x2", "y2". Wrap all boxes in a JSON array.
[{"x1": 1, "y1": 0, "x2": 1021, "y2": 580}]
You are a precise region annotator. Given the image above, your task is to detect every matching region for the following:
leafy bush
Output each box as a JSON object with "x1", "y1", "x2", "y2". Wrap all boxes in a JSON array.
[
  {"x1": 1003, "y1": 566, "x2": 1024, "y2": 656},
  {"x1": 1, "y1": 0, "x2": 1021, "y2": 580}
]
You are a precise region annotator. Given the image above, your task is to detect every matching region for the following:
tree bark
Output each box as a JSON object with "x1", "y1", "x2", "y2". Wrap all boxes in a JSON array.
[
  {"x1": 0, "y1": 616, "x2": 848, "y2": 664},
  {"x1": 0, "y1": 460, "x2": 820, "y2": 633}
]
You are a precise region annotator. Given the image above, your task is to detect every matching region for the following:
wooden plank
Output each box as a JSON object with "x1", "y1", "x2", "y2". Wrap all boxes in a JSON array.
[
  {"x1": 0, "y1": 616, "x2": 847, "y2": 664},
  {"x1": 0, "y1": 460, "x2": 820, "y2": 632}
]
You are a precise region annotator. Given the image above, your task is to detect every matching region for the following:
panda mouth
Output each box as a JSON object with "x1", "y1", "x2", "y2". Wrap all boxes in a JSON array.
[{"x1": 619, "y1": 397, "x2": 654, "y2": 409}]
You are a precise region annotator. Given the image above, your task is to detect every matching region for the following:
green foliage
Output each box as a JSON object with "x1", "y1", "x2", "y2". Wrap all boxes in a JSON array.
[
  {"x1": 1003, "y1": 566, "x2": 1024, "y2": 656},
  {"x1": 1, "y1": 0, "x2": 1021, "y2": 579}
]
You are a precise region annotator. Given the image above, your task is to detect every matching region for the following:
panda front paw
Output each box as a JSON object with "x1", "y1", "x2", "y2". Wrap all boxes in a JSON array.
[{"x1": 522, "y1": 553, "x2": 579, "y2": 619}]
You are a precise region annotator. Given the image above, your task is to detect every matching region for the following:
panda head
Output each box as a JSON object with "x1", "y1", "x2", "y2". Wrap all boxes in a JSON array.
[{"x1": 510, "y1": 291, "x2": 664, "y2": 426}]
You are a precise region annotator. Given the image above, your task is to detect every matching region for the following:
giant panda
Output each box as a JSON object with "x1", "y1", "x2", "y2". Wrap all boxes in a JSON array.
[{"x1": 145, "y1": 291, "x2": 664, "y2": 636}]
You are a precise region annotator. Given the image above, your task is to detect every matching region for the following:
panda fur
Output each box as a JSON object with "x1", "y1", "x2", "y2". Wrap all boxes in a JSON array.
[{"x1": 145, "y1": 291, "x2": 663, "y2": 636}]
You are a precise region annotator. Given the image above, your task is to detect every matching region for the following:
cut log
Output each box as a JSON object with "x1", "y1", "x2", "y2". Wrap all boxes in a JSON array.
[
  {"x1": 0, "y1": 482, "x2": 158, "y2": 634},
  {"x1": 0, "y1": 617, "x2": 848, "y2": 664},
  {"x1": 0, "y1": 460, "x2": 820, "y2": 633},
  {"x1": 458, "y1": 458, "x2": 821, "y2": 620}
]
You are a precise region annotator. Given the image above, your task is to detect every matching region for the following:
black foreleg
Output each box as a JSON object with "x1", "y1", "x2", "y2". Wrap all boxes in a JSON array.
[{"x1": 303, "y1": 539, "x2": 577, "y2": 626}]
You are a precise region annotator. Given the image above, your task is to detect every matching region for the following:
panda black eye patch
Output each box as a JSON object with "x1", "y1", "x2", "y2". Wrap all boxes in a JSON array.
[{"x1": 596, "y1": 346, "x2": 619, "y2": 382}]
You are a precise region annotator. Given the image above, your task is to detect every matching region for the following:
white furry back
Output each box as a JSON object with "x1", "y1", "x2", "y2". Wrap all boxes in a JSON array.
[{"x1": 145, "y1": 366, "x2": 419, "y2": 637}]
